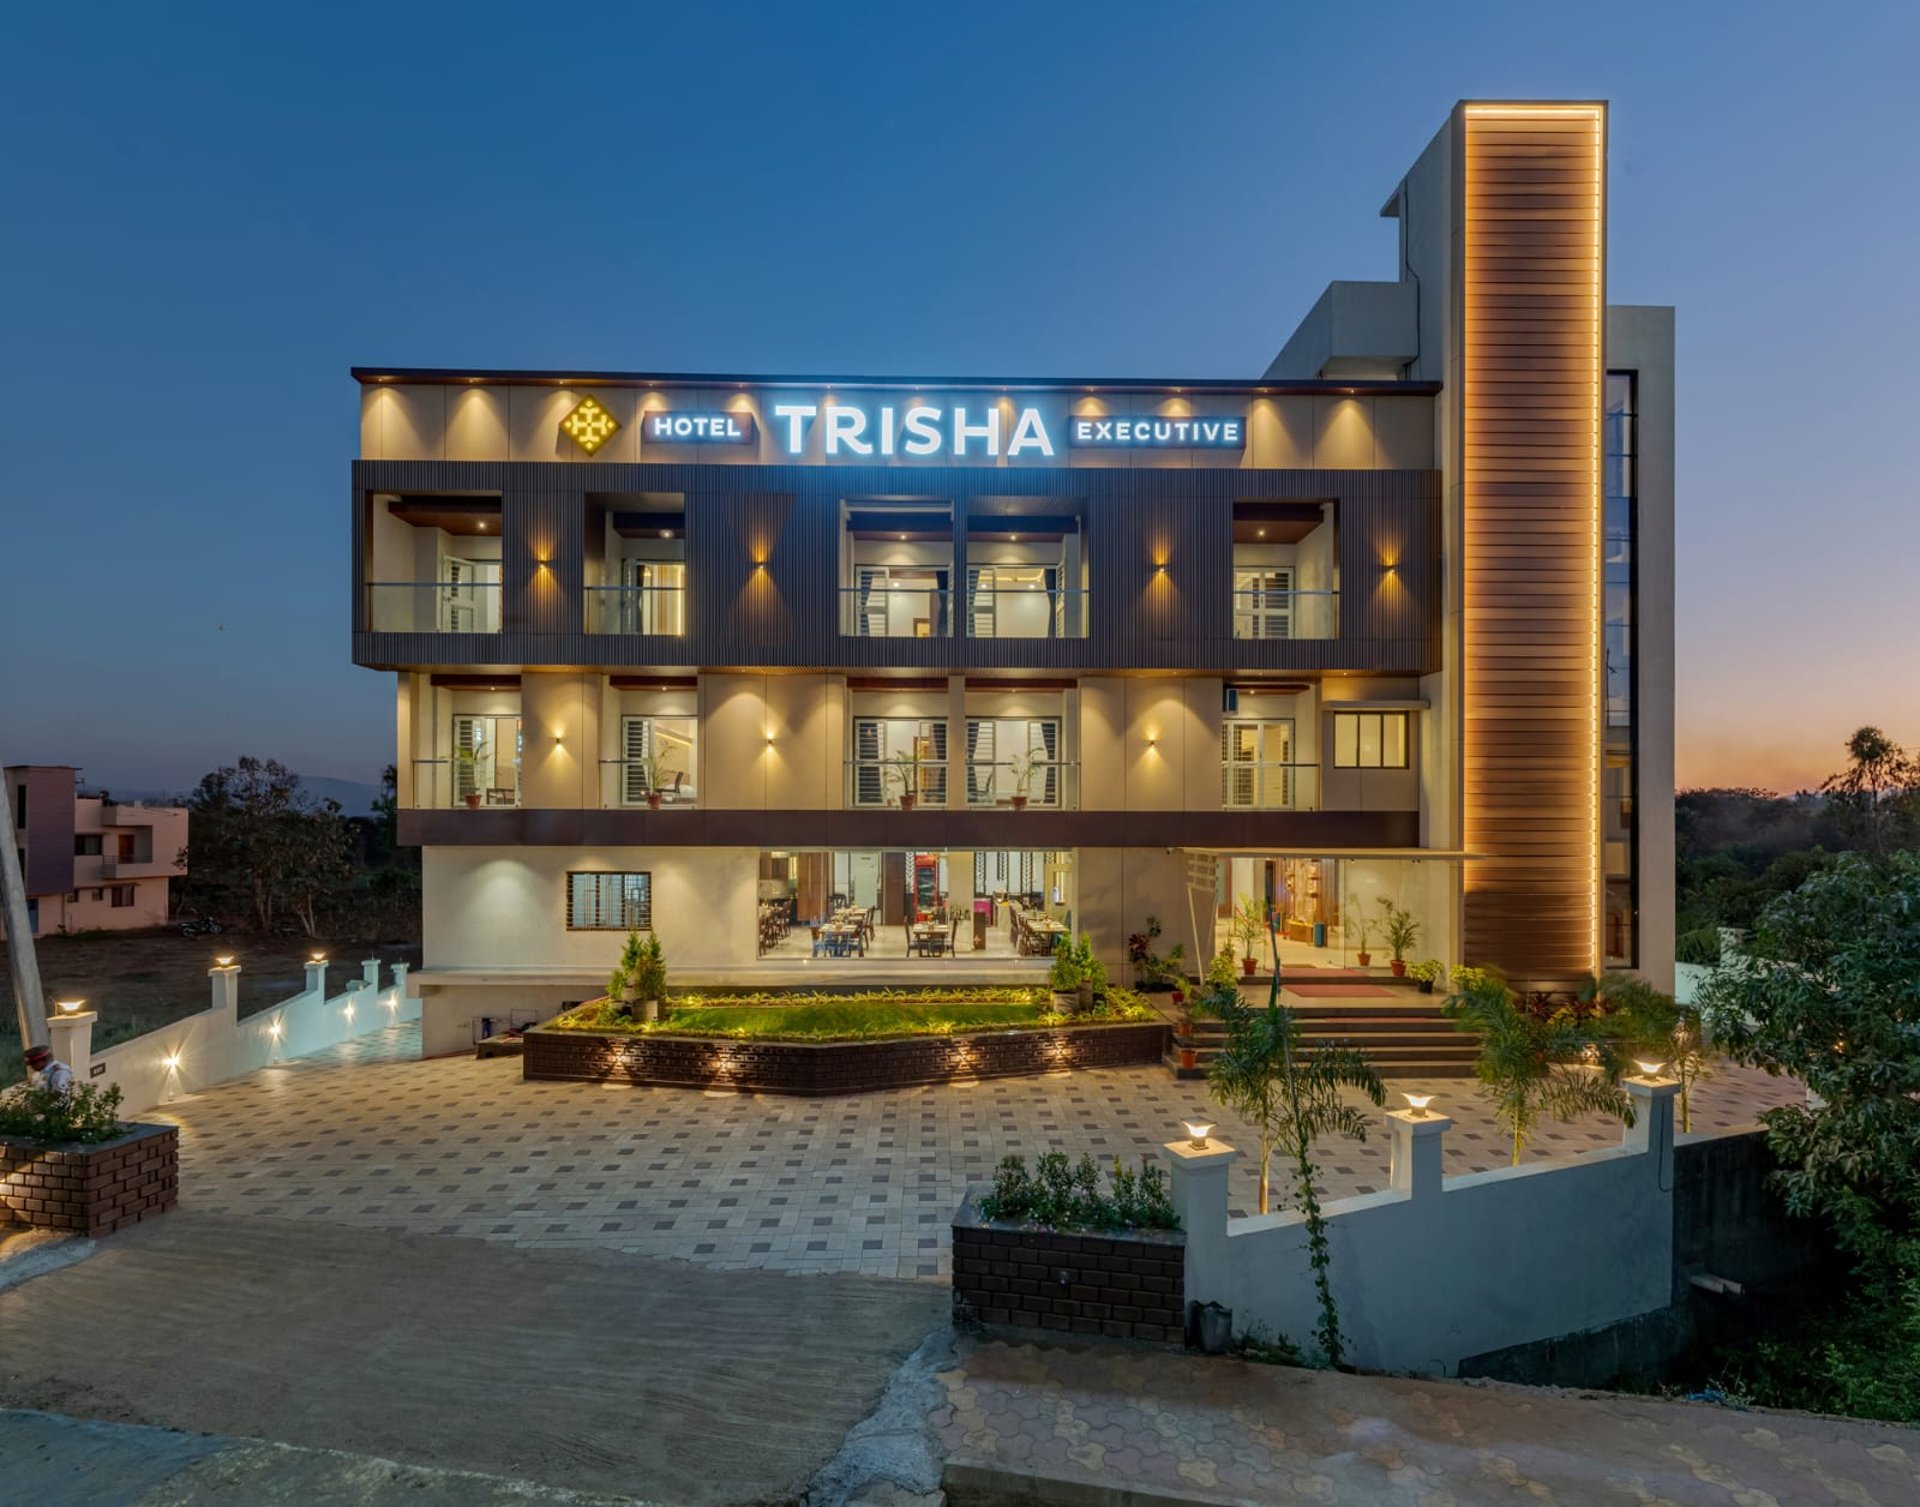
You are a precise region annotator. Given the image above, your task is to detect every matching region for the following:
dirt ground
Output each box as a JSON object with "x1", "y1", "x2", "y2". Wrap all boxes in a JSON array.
[
  {"x1": 2, "y1": 929, "x2": 420, "y2": 1070},
  {"x1": 0, "y1": 1210, "x2": 947, "y2": 1505}
]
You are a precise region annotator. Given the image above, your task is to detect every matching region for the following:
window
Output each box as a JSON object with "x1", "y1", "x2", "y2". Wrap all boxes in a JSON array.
[
  {"x1": 110, "y1": 885, "x2": 136, "y2": 908},
  {"x1": 1331, "y1": 712, "x2": 1408, "y2": 769},
  {"x1": 567, "y1": 871, "x2": 652, "y2": 930},
  {"x1": 74, "y1": 834, "x2": 103, "y2": 856}
]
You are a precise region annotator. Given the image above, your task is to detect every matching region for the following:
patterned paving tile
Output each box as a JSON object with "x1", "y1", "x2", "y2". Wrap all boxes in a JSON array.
[{"x1": 150, "y1": 1023, "x2": 1800, "y2": 1281}]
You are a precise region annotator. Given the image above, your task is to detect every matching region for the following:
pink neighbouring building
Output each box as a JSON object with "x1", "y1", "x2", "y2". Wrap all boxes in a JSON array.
[{"x1": 2, "y1": 766, "x2": 187, "y2": 939}]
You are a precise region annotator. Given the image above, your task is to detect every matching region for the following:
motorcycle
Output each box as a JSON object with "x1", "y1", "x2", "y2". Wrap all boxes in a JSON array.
[{"x1": 179, "y1": 915, "x2": 223, "y2": 937}]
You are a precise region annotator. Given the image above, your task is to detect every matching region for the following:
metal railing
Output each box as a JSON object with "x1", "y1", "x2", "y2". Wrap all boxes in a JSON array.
[
  {"x1": 964, "y1": 588, "x2": 1087, "y2": 639},
  {"x1": 599, "y1": 759, "x2": 698, "y2": 809},
  {"x1": 839, "y1": 587, "x2": 954, "y2": 637},
  {"x1": 843, "y1": 759, "x2": 950, "y2": 809},
  {"x1": 962, "y1": 760, "x2": 1079, "y2": 809},
  {"x1": 411, "y1": 758, "x2": 521, "y2": 810},
  {"x1": 585, "y1": 585, "x2": 687, "y2": 635},
  {"x1": 1230, "y1": 589, "x2": 1338, "y2": 641},
  {"x1": 1220, "y1": 762, "x2": 1322, "y2": 811},
  {"x1": 367, "y1": 581, "x2": 502, "y2": 634}
]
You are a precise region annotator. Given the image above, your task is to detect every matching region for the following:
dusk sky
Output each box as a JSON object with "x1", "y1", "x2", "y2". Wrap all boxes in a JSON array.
[{"x1": 3, "y1": 2, "x2": 1915, "y2": 799}]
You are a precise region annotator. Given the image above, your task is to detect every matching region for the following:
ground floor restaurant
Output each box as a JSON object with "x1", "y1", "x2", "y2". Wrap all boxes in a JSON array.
[{"x1": 412, "y1": 844, "x2": 1460, "y2": 1054}]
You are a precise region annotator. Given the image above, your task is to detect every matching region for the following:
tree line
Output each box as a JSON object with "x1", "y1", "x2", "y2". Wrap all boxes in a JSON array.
[{"x1": 174, "y1": 756, "x2": 417, "y2": 940}]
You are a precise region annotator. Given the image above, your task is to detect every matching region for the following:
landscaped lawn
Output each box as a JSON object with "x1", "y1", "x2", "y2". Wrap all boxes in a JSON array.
[{"x1": 548, "y1": 988, "x2": 1156, "y2": 1042}]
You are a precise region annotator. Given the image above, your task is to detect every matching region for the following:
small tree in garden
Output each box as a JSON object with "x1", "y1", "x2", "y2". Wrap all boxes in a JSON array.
[
  {"x1": 1205, "y1": 970, "x2": 1384, "y2": 1367},
  {"x1": 1581, "y1": 971, "x2": 1712, "y2": 1133},
  {"x1": 634, "y1": 932, "x2": 668, "y2": 1003},
  {"x1": 1444, "y1": 969, "x2": 1635, "y2": 1164}
]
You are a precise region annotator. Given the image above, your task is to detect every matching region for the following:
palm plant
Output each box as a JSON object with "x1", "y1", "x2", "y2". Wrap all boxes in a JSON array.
[
  {"x1": 1581, "y1": 971, "x2": 1713, "y2": 1133},
  {"x1": 1444, "y1": 969, "x2": 1635, "y2": 1164},
  {"x1": 1206, "y1": 965, "x2": 1384, "y2": 1367}
]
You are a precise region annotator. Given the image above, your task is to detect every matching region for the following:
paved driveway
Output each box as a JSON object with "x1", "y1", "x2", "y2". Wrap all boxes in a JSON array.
[{"x1": 150, "y1": 1024, "x2": 1799, "y2": 1280}]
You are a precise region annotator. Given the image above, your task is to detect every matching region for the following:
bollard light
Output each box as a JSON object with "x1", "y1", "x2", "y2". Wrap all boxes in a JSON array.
[
  {"x1": 1634, "y1": 1059, "x2": 1666, "y2": 1081},
  {"x1": 1401, "y1": 1092, "x2": 1435, "y2": 1118},
  {"x1": 215, "y1": 955, "x2": 235, "y2": 968},
  {"x1": 1183, "y1": 1119, "x2": 1215, "y2": 1150},
  {"x1": 310, "y1": 953, "x2": 328, "y2": 965},
  {"x1": 56, "y1": 998, "x2": 85, "y2": 1014}
]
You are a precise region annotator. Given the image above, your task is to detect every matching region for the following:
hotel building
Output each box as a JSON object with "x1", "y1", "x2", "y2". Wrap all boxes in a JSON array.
[{"x1": 352, "y1": 101, "x2": 1673, "y2": 1056}]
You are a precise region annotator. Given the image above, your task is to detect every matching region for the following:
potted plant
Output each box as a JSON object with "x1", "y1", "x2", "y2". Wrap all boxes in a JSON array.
[
  {"x1": 1232, "y1": 897, "x2": 1266, "y2": 976},
  {"x1": 1205, "y1": 946, "x2": 1238, "y2": 995},
  {"x1": 610, "y1": 929, "x2": 646, "y2": 1018},
  {"x1": 638, "y1": 751, "x2": 665, "y2": 810},
  {"x1": 1047, "y1": 943, "x2": 1084, "y2": 1015},
  {"x1": 1344, "y1": 910, "x2": 1373, "y2": 968},
  {"x1": 884, "y1": 749, "x2": 925, "y2": 811},
  {"x1": 1177, "y1": 1040, "x2": 1199, "y2": 1070},
  {"x1": 634, "y1": 931, "x2": 668, "y2": 1023},
  {"x1": 1377, "y1": 899, "x2": 1421, "y2": 978},
  {"x1": 455, "y1": 739, "x2": 486, "y2": 809},
  {"x1": 1405, "y1": 958, "x2": 1446, "y2": 994},
  {"x1": 1006, "y1": 750, "x2": 1039, "y2": 812}
]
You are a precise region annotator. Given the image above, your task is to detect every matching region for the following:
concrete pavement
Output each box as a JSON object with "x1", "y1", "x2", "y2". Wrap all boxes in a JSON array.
[{"x1": 935, "y1": 1338, "x2": 1920, "y2": 1506}]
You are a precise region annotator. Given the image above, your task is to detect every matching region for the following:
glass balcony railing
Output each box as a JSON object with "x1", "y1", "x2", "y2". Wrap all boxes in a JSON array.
[
  {"x1": 1230, "y1": 589, "x2": 1338, "y2": 641},
  {"x1": 585, "y1": 585, "x2": 687, "y2": 635},
  {"x1": 599, "y1": 759, "x2": 698, "y2": 809},
  {"x1": 411, "y1": 758, "x2": 521, "y2": 810},
  {"x1": 368, "y1": 581, "x2": 502, "y2": 634},
  {"x1": 843, "y1": 760, "x2": 950, "y2": 809},
  {"x1": 840, "y1": 587, "x2": 954, "y2": 637},
  {"x1": 962, "y1": 760, "x2": 1079, "y2": 809},
  {"x1": 1220, "y1": 762, "x2": 1322, "y2": 811},
  {"x1": 965, "y1": 588, "x2": 1087, "y2": 639}
]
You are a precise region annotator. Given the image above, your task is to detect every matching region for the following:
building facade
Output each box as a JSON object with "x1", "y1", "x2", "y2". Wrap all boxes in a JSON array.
[
  {"x1": 352, "y1": 101, "x2": 1674, "y2": 1056},
  {"x1": 2, "y1": 766, "x2": 188, "y2": 938}
]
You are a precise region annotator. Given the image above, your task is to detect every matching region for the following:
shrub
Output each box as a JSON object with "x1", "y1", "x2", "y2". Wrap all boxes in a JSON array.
[
  {"x1": 0, "y1": 1081, "x2": 126, "y2": 1145},
  {"x1": 977, "y1": 1151, "x2": 1178, "y2": 1232}
]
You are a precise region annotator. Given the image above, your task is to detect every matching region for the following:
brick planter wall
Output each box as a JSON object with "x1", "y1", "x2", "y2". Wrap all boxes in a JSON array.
[
  {"x1": 951, "y1": 1190, "x2": 1185, "y2": 1343},
  {"x1": 524, "y1": 1019, "x2": 1169, "y2": 1096},
  {"x1": 0, "y1": 1122, "x2": 179, "y2": 1236}
]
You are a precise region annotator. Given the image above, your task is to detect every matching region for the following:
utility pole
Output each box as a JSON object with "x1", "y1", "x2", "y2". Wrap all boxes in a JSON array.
[{"x1": 0, "y1": 773, "x2": 49, "y2": 1050}]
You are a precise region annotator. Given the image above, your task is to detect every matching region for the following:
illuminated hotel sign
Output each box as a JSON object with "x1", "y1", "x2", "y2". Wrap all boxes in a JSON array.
[
  {"x1": 1069, "y1": 414, "x2": 1245, "y2": 448},
  {"x1": 643, "y1": 411, "x2": 756, "y2": 444},
  {"x1": 771, "y1": 402, "x2": 1055, "y2": 459}
]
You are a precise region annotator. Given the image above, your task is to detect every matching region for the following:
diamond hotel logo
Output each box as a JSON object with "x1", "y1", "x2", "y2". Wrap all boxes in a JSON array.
[{"x1": 561, "y1": 396, "x2": 620, "y2": 455}]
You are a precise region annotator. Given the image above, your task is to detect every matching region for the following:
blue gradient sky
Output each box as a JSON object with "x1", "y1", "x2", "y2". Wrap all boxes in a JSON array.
[{"x1": 3, "y1": 2, "x2": 1915, "y2": 797}]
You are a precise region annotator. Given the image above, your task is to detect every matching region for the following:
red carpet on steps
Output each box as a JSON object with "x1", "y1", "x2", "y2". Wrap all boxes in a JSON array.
[{"x1": 1284, "y1": 983, "x2": 1401, "y2": 998}]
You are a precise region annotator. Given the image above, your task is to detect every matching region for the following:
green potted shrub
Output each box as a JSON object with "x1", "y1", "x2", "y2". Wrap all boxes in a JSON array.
[
  {"x1": 634, "y1": 932, "x2": 668, "y2": 1023},
  {"x1": 1405, "y1": 958, "x2": 1446, "y2": 994},
  {"x1": 1047, "y1": 942, "x2": 1084, "y2": 1015},
  {"x1": 454, "y1": 738, "x2": 486, "y2": 809},
  {"x1": 1232, "y1": 897, "x2": 1267, "y2": 977},
  {"x1": 1007, "y1": 750, "x2": 1039, "y2": 812},
  {"x1": 1344, "y1": 909, "x2": 1373, "y2": 968},
  {"x1": 884, "y1": 749, "x2": 926, "y2": 811},
  {"x1": 1377, "y1": 898, "x2": 1421, "y2": 978},
  {"x1": 637, "y1": 750, "x2": 666, "y2": 809}
]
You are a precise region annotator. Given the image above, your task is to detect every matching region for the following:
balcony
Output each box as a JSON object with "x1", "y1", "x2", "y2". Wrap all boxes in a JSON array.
[
  {"x1": 841, "y1": 586, "x2": 954, "y2": 638},
  {"x1": 412, "y1": 758, "x2": 521, "y2": 810},
  {"x1": 599, "y1": 759, "x2": 699, "y2": 809},
  {"x1": 1221, "y1": 761, "x2": 1322, "y2": 811},
  {"x1": 586, "y1": 585, "x2": 687, "y2": 635},
  {"x1": 965, "y1": 587, "x2": 1087, "y2": 639},
  {"x1": 964, "y1": 759, "x2": 1079, "y2": 810},
  {"x1": 368, "y1": 581, "x2": 502, "y2": 634},
  {"x1": 844, "y1": 759, "x2": 950, "y2": 809},
  {"x1": 1231, "y1": 589, "x2": 1337, "y2": 641}
]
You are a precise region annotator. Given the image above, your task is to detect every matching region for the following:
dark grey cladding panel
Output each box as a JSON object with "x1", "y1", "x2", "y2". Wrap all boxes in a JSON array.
[{"x1": 352, "y1": 460, "x2": 1440, "y2": 674}]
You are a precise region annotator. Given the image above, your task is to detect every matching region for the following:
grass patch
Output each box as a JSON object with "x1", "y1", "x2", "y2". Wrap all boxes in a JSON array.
[{"x1": 548, "y1": 987, "x2": 1156, "y2": 1042}]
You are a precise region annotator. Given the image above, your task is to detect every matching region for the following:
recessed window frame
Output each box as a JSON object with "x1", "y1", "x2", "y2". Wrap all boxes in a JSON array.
[
  {"x1": 1331, "y1": 712, "x2": 1410, "y2": 770},
  {"x1": 566, "y1": 870, "x2": 653, "y2": 931}
]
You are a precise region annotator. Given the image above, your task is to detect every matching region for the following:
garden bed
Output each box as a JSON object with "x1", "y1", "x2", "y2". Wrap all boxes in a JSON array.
[
  {"x1": 952, "y1": 1188, "x2": 1186, "y2": 1343},
  {"x1": 524, "y1": 991, "x2": 1167, "y2": 1095},
  {"x1": 0, "y1": 1122, "x2": 179, "y2": 1235}
]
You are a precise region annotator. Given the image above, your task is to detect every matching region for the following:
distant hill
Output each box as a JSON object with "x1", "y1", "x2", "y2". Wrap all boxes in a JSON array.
[{"x1": 111, "y1": 775, "x2": 384, "y2": 817}]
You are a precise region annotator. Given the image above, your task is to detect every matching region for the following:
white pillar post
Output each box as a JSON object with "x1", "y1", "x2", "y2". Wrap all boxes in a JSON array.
[
  {"x1": 1165, "y1": 1134, "x2": 1238, "y2": 1310},
  {"x1": 305, "y1": 957, "x2": 330, "y2": 999},
  {"x1": 48, "y1": 1007, "x2": 96, "y2": 1082},
  {"x1": 209, "y1": 961, "x2": 240, "y2": 1025},
  {"x1": 361, "y1": 957, "x2": 382, "y2": 992},
  {"x1": 1386, "y1": 1108, "x2": 1450, "y2": 1199},
  {"x1": 1624, "y1": 1076, "x2": 1679, "y2": 1181},
  {"x1": 390, "y1": 961, "x2": 410, "y2": 997}
]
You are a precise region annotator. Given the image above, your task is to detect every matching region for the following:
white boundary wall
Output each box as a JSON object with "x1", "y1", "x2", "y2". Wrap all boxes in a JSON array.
[
  {"x1": 51, "y1": 959, "x2": 420, "y2": 1117},
  {"x1": 1166, "y1": 1078, "x2": 1678, "y2": 1375}
]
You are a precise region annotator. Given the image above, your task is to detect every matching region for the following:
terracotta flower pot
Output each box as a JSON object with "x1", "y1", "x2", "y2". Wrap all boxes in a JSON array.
[
  {"x1": 464, "y1": 793, "x2": 482, "y2": 810},
  {"x1": 646, "y1": 792, "x2": 663, "y2": 810},
  {"x1": 1178, "y1": 1046, "x2": 1198, "y2": 1069},
  {"x1": 1356, "y1": 951, "x2": 1372, "y2": 967},
  {"x1": 1390, "y1": 959, "x2": 1406, "y2": 977},
  {"x1": 898, "y1": 793, "x2": 916, "y2": 812},
  {"x1": 1010, "y1": 794, "x2": 1028, "y2": 811},
  {"x1": 1241, "y1": 957, "x2": 1257, "y2": 977},
  {"x1": 1175, "y1": 1019, "x2": 1192, "y2": 1039}
]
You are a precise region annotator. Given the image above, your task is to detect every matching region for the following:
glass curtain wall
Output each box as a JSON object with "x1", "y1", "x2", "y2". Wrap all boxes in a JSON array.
[{"x1": 1604, "y1": 373, "x2": 1638, "y2": 966}]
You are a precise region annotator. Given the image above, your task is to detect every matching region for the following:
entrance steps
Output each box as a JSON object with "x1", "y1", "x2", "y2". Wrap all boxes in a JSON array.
[{"x1": 1161, "y1": 983, "x2": 1479, "y2": 1081}]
